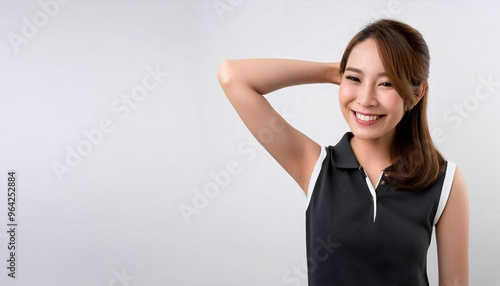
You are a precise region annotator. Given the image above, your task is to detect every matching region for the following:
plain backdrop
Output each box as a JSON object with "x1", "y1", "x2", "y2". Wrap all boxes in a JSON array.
[{"x1": 0, "y1": 0, "x2": 499, "y2": 285}]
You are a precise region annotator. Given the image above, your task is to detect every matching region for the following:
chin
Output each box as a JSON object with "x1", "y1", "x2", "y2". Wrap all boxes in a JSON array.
[{"x1": 348, "y1": 126, "x2": 394, "y2": 142}]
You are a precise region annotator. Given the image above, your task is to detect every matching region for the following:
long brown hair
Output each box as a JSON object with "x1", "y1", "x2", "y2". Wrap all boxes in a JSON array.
[{"x1": 339, "y1": 19, "x2": 445, "y2": 191}]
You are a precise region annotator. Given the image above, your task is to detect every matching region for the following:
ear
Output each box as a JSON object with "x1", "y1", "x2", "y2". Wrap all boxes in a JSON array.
[{"x1": 411, "y1": 81, "x2": 426, "y2": 108}]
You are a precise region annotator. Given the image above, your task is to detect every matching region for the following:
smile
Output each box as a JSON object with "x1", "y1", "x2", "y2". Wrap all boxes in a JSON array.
[{"x1": 353, "y1": 111, "x2": 384, "y2": 122}]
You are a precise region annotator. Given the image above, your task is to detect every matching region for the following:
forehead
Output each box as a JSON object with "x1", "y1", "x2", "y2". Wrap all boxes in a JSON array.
[{"x1": 347, "y1": 39, "x2": 385, "y2": 72}]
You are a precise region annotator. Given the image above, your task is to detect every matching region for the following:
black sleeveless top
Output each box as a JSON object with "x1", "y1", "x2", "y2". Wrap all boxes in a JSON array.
[{"x1": 306, "y1": 133, "x2": 455, "y2": 286}]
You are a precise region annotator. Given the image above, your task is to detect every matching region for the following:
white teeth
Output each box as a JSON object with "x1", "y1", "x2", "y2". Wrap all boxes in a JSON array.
[{"x1": 355, "y1": 112, "x2": 381, "y2": 122}]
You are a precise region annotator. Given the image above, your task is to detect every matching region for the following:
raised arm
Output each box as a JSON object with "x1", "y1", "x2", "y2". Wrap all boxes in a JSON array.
[
  {"x1": 217, "y1": 59, "x2": 340, "y2": 193},
  {"x1": 436, "y1": 167, "x2": 469, "y2": 286}
]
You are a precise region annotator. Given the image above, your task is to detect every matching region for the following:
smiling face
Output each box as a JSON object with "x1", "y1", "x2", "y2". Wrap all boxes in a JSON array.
[{"x1": 339, "y1": 38, "x2": 406, "y2": 144}]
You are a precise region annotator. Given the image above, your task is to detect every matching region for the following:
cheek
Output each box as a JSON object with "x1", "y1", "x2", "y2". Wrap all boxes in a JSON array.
[
  {"x1": 382, "y1": 93, "x2": 406, "y2": 116},
  {"x1": 338, "y1": 83, "x2": 356, "y2": 106}
]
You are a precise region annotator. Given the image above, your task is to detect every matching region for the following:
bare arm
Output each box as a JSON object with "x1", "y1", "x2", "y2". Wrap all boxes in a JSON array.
[
  {"x1": 217, "y1": 59, "x2": 340, "y2": 193},
  {"x1": 436, "y1": 167, "x2": 469, "y2": 286}
]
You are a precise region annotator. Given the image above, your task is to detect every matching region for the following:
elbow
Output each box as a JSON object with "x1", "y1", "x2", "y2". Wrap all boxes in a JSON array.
[{"x1": 217, "y1": 60, "x2": 237, "y2": 89}]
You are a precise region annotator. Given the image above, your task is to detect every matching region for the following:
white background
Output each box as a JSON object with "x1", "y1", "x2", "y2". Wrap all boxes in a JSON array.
[{"x1": 0, "y1": 0, "x2": 499, "y2": 285}]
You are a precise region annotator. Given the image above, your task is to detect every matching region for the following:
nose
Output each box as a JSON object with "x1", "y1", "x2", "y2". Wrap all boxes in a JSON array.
[{"x1": 356, "y1": 84, "x2": 377, "y2": 107}]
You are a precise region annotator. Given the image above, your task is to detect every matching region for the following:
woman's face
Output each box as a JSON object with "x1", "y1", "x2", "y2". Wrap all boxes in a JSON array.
[{"x1": 339, "y1": 38, "x2": 405, "y2": 144}]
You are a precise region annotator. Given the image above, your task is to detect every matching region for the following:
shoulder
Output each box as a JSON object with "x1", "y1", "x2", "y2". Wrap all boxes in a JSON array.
[
  {"x1": 447, "y1": 165, "x2": 468, "y2": 216},
  {"x1": 436, "y1": 163, "x2": 469, "y2": 227},
  {"x1": 445, "y1": 163, "x2": 468, "y2": 211},
  {"x1": 451, "y1": 166, "x2": 467, "y2": 192}
]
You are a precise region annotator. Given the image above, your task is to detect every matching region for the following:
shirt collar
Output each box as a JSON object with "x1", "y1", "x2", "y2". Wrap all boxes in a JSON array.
[{"x1": 331, "y1": 132, "x2": 360, "y2": 169}]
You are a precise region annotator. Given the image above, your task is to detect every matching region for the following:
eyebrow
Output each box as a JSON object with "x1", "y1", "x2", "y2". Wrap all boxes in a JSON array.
[{"x1": 345, "y1": 67, "x2": 387, "y2": 77}]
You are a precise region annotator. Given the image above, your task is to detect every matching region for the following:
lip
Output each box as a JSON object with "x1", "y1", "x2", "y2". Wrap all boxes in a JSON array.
[{"x1": 351, "y1": 110, "x2": 385, "y2": 125}]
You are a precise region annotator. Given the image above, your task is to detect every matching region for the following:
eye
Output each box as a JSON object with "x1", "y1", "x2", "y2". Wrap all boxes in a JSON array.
[
  {"x1": 345, "y1": 76, "x2": 360, "y2": 82},
  {"x1": 378, "y1": 82, "x2": 392, "y2": 87}
]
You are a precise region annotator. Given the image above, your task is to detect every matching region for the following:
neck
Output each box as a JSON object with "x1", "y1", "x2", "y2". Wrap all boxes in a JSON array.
[{"x1": 350, "y1": 133, "x2": 394, "y2": 171}]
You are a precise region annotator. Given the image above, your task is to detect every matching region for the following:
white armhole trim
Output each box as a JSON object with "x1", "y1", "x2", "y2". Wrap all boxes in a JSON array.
[
  {"x1": 306, "y1": 146, "x2": 327, "y2": 207},
  {"x1": 433, "y1": 161, "x2": 457, "y2": 226}
]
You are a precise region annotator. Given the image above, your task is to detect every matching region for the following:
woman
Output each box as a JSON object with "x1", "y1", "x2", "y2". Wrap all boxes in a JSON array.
[{"x1": 217, "y1": 19, "x2": 468, "y2": 286}]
